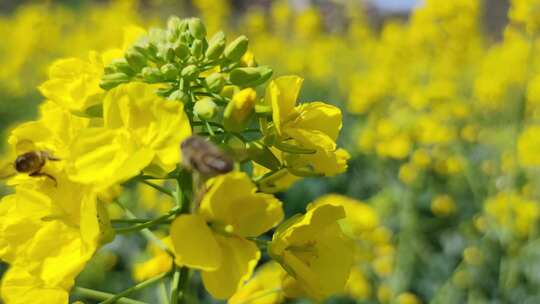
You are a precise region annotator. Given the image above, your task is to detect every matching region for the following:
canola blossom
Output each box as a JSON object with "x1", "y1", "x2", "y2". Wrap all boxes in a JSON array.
[
  {"x1": 0, "y1": 15, "x2": 353, "y2": 304},
  {"x1": 3, "y1": 0, "x2": 540, "y2": 303}
]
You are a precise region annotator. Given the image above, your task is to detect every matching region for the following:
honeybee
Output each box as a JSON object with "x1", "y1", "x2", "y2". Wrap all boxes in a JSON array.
[
  {"x1": 181, "y1": 135, "x2": 234, "y2": 177},
  {"x1": 14, "y1": 150, "x2": 60, "y2": 183}
]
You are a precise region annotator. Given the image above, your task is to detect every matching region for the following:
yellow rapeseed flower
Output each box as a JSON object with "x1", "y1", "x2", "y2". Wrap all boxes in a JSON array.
[
  {"x1": 170, "y1": 172, "x2": 283, "y2": 299},
  {"x1": 264, "y1": 75, "x2": 349, "y2": 176},
  {"x1": 268, "y1": 203, "x2": 354, "y2": 301},
  {"x1": 0, "y1": 171, "x2": 106, "y2": 304},
  {"x1": 228, "y1": 262, "x2": 286, "y2": 304},
  {"x1": 67, "y1": 82, "x2": 192, "y2": 189}
]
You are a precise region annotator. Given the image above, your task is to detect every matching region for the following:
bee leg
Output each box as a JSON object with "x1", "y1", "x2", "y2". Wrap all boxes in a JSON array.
[
  {"x1": 47, "y1": 156, "x2": 61, "y2": 161},
  {"x1": 30, "y1": 171, "x2": 58, "y2": 187}
]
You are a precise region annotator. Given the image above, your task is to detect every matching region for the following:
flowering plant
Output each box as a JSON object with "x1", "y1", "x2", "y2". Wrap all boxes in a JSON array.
[{"x1": 0, "y1": 16, "x2": 353, "y2": 304}]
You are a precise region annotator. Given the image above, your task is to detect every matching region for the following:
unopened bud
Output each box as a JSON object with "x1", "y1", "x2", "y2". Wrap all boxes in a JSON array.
[
  {"x1": 188, "y1": 18, "x2": 207, "y2": 40},
  {"x1": 205, "y1": 31, "x2": 226, "y2": 60},
  {"x1": 169, "y1": 89, "x2": 188, "y2": 102},
  {"x1": 161, "y1": 63, "x2": 179, "y2": 80},
  {"x1": 191, "y1": 39, "x2": 203, "y2": 59},
  {"x1": 100, "y1": 73, "x2": 130, "y2": 90},
  {"x1": 109, "y1": 58, "x2": 135, "y2": 76},
  {"x1": 194, "y1": 97, "x2": 218, "y2": 120},
  {"x1": 240, "y1": 50, "x2": 257, "y2": 67},
  {"x1": 141, "y1": 67, "x2": 164, "y2": 83},
  {"x1": 224, "y1": 88, "x2": 257, "y2": 132},
  {"x1": 224, "y1": 35, "x2": 249, "y2": 61},
  {"x1": 125, "y1": 48, "x2": 147, "y2": 71},
  {"x1": 229, "y1": 66, "x2": 273, "y2": 86},
  {"x1": 205, "y1": 73, "x2": 225, "y2": 93},
  {"x1": 174, "y1": 41, "x2": 190, "y2": 60},
  {"x1": 225, "y1": 136, "x2": 248, "y2": 161},
  {"x1": 134, "y1": 40, "x2": 158, "y2": 59},
  {"x1": 181, "y1": 65, "x2": 198, "y2": 80},
  {"x1": 167, "y1": 16, "x2": 183, "y2": 31}
]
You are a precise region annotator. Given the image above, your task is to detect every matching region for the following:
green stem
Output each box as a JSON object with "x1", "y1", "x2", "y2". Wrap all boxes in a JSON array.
[
  {"x1": 142, "y1": 180, "x2": 174, "y2": 197},
  {"x1": 115, "y1": 209, "x2": 179, "y2": 234},
  {"x1": 191, "y1": 121, "x2": 224, "y2": 129},
  {"x1": 114, "y1": 200, "x2": 174, "y2": 256},
  {"x1": 112, "y1": 218, "x2": 155, "y2": 224},
  {"x1": 73, "y1": 287, "x2": 147, "y2": 304},
  {"x1": 170, "y1": 170, "x2": 193, "y2": 304},
  {"x1": 170, "y1": 267, "x2": 181, "y2": 304},
  {"x1": 158, "y1": 281, "x2": 170, "y2": 304},
  {"x1": 204, "y1": 120, "x2": 216, "y2": 136},
  {"x1": 171, "y1": 267, "x2": 190, "y2": 304},
  {"x1": 100, "y1": 271, "x2": 171, "y2": 304}
]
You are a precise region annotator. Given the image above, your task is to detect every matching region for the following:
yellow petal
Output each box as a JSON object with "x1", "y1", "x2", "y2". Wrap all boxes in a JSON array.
[
  {"x1": 202, "y1": 236, "x2": 260, "y2": 299},
  {"x1": 200, "y1": 172, "x2": 284, "y2": 237},
  {"x1": 67, "y1": 128, "x2": 154, "y2": 189},
  {"x1": 265, "y1": 75, "x2": 303, "y2": 134},
  {"x1": 1, "y1": 266, "x2": 68, "y2": 304},
  {"x1": 228, "y1": 261, "x2": 286, "y2": 304},
  {"x1": 170, "y1": 214, "x2": 222, "y2": 271},
  {"x1": 291, "y1": 102, "x2": 342, "y2": 142}
]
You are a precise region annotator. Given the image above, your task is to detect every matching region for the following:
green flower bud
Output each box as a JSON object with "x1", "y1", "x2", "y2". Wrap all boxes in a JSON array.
[
  {"x1": 168, "y1": 16, "x2": 181, "y2": 28},
  {"x1": 181, "y1": 65, "x2": 199, "y2": 80},
  {"x1": 134, "y1": 40, "x2": 158, "y2": 60},
  {"x1": 188, "y1": 17, "x2": 206, "y2": 40},
  {"x1": 246, "y1": 141, "x2": 281, "y2": 171},
  {"x1": 100, "y1": 73, "x2": 130, "y2": 90},
  {"x1": 169, "y1": 89, "x2": 188, "y2": 102},
  {"x1": 194, "y1": 97, "x2": 218, "y2": 120},
  {"x1": 205, "y1": 73, "x2": 225, "y2": 93},
  {"x1": 224, "y1": 35, "x2": 249, "y2": 61},
  {"x1": 125, "y1": 48, "x2": 147, "y2": 71},
  {"x1": 167, "y1": 16, "x2": 183, "y2": 35},
  {"x1": 224, "y1": 88, "x2": 257, "y2": 132},
  {"x1": 161, "y1": 63, "x2": 179, "y2": 80},
  {"x1": 141, "y1": 67, "x2": 164, "y2": 83},
  {"x1": 174, "y1": 41, "x2": 190, "y2": 60},
  {"x1": 109, "y1": 59, "x2": 135, "y2": 76},
  {"x1": 229, "y1": 66, "x2": 273, "y2": 86},
  {"x1": 205, "y1": 31, "x2": 226, "y2": 60},
  {"x1": 224, "y1": 137, "x2": 249, "y2": 161},
  {"x1": 191, "y1": 39, "x2": 204, "y2": 59}
]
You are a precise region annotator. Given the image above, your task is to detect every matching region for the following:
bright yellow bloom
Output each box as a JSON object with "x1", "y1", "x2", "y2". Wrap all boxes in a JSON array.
[
  {"x1": 309, "y1": 194, "x2": 379, "y2": 238},
  {"x1": 518, "y1": 125, "x2": 540, "y2": 167},
  {"x1": 269, "y1": 203, "x2": 354, "y2": 301},
  {"x1": 228, "y1": 262, "x2": 286, "y2": 304},
  {"x1": 431, "y1": 195, "x2": 457, "y2": 217},
  {"x1": 170, "y1": 172, "x2": 283, "y2": 299},
  {"x1": 8, "y1": 100, "x2": 90, "y2": 163},
  {"x1": 484, "y1": 191, "x2": 540, "y2": 238},
  {"x1": 133, "y1": 238, "x2": 173, "y2": 282},
  {"x1": 510, "y1": 0, "x2": 540, "y2": 34},
  {"x1": 39, "y1": 52, "x2": 105, "y2": 114},
  {"x1": 264, "y1": 75, "x2": 348, "y2": 176},
  {"x1": 345, "y1": 268, "x2": 371, "y2": 300},
  {"x1": 397, "y1": 292, "x2": 422, "y2": 304},
  {"x1": 0, "y1": 171, "x2": 106, "y2": 304},
  {"x1": 67, "y1": 82, "x2": 192, "y2": 189},
  {"x1": 224, "y1": 88, "x2": 257, "y2": 132}
]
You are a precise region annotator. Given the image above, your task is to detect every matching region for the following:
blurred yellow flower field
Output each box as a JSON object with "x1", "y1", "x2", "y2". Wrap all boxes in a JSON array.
[{"x1": 0, "y1": 0, "x2": 540, "y2": 303}]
